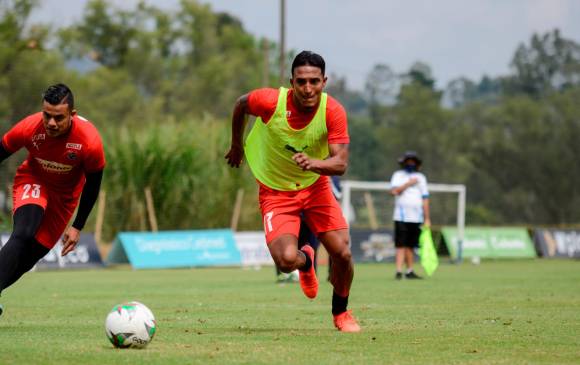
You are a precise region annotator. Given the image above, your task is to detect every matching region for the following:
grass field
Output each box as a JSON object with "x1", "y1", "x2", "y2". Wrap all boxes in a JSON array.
[{"x1": 0, "y1": 260, "x2": 579, "y2": 365}]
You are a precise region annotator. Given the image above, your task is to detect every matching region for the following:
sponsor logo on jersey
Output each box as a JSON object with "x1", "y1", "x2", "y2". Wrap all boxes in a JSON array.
[
  {"x1": 66, "y1": 143, "x2": 83, "y2": 150},
  {"x1": 32, "y1": 134, "x2": 46, "y2": 150},
  {"x1": 32, "y1": 134, "x2": 46, "y2": 142},
  {"x1": 34, "y1": 157, "x2": 73, "y2": 173}
]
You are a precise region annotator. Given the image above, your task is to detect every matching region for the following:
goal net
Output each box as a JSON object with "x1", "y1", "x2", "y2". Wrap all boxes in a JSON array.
[{"x1": 340, "y1": 180, "x2": 466, "y2": 262}]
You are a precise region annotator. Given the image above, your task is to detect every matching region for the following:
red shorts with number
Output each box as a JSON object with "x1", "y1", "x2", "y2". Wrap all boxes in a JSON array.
[
  {"x1": 12, "y1": 174, "x2": 78, "y2": 249},
  {"x1": 258, "y1": 176, "x2": 348, "y2": 243}
]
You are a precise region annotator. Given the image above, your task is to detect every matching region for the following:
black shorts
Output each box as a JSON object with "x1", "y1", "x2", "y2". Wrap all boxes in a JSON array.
[{"x1": 394, "y1": 221, "x2": 421, "y2": 248}]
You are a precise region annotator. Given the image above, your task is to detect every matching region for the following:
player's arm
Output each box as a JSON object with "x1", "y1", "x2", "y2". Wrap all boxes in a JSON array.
[
  {"x1": 422, "y1": 198, "x2": 431, "y2": 227},
  {"x1": 0, "y1": 141, "x2": 14, "y2": 163},
  {"x1": 390, "y1": 177, "x2": 418, "y2": 196},
  {"x1": 1, "y1": 117, "x2": 29, "y2": 161},
  {"x1": 225, "y1": 94, "x2": 251, "y2": 168},
  {"x1": 420, "y1": 176, "x2": 431, "y2": 227},
  {"x1": 61, "y1": 169, "x2": 103, "y2": 256},
  {"x1": 292, "y1": 97, "x2": 350, "y2": 175},
  {"x1": 292, "y1": 143, "x2": 349, "y2": 175}
]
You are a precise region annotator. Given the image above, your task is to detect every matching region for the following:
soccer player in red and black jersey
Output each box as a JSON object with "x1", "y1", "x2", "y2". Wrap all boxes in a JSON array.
[
  {"x1": 0, "y1": 84, "x2": 105, "y2": 317},
  {"x1": 226, "y1": 51, "x2": 360, "y2": 332}
]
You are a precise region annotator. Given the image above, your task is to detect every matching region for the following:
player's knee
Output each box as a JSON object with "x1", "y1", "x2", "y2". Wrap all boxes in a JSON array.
[
  {"x1": 331, "y1": 245, "x2": 352, "y2": 265},
  {"x1": 276, "y1": 260, "x2": 295, "y2": 273},
  {"x1": 273, "y1": 250, "x2": 297, "y2": 273},
  {"x1": 12, "y1": 224, "x2": 37, "y2": 242}
]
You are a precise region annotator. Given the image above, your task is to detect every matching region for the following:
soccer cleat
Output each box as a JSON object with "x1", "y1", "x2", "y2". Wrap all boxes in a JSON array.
[
  {"x1": 0, "y1": 304, "x2": 3, "y2": 317},
  {"x1": 395, "y1": 272, "x2": 403, "y2": 280},
  {"x1": 333, "y1": 310, "x2": 361, "y2": 333},
  {"x1": 299, "y1": 245, "x2": 318, "y2": 299},
  {"x1": 405, "y1": 271, "x2": 423, "y2": 280}
]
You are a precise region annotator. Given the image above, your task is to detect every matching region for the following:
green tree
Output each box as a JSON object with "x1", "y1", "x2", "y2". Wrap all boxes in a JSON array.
[
  {"x1": 468, "y1": 87, "x2": 580, "y2": 224},
  {"x1": 403, "y1": 61, "x2": 436, "y2": 90},
  {"x1": 59, "y1": 0, "x2": 269, "y2": 119},
  {"x1": 0, "y1": 0, "x2": 59, "y2": 122},
  {"x1": 508, "y1": 29, "x2": 580, "y2": 97},
  {"x1": 58, "y1": 0, "x2": 138, "y2": 68}
]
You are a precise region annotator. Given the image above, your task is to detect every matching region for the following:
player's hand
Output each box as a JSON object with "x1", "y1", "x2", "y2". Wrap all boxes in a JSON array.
[
  {"x1": 225, "y1": 144, "x2": 244, "y2": 168},
  {"x1": 423, "y1": 218, "x2": 432, "y2": 228},
  {"x1": 292, "y1": 152, "x2": 318, "y2": 171},
  {"x1": 61, "y1": 227, "x2": 81, "y2": 256}
]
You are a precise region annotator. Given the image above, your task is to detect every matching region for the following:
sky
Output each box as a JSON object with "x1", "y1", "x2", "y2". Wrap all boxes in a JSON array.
[{"x1": 31, "y1": 0, "x2": 580, "y2": 90}]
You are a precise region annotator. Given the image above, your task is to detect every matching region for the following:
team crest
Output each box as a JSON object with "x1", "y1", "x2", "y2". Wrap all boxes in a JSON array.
[{"x1": 67, "y1": 151, "x2": 78, "y2": 160}]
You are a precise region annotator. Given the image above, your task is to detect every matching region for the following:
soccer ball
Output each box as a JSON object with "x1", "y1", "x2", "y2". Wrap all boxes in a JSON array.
[{"x1": 105, "y1": 301, "x2": 157, "y2": 348}]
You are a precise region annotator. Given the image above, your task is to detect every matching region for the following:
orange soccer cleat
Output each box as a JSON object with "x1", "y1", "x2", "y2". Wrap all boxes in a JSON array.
[
  {"x1": 333, "y1": 310, "x2": 361, "y2": 333},
  {"x1": 299, "y1": 245, "x2": 318, "y2": 299}
]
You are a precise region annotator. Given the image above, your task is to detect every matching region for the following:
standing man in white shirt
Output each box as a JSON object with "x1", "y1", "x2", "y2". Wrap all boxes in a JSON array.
[{"x1": 390, "y1": 151, "x2": 431, "y2": 280}]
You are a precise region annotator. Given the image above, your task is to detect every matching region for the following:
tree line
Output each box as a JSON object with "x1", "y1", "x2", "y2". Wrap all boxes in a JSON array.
[{"x1": 0, "y1": 0, "x2": 579, "y2": 237}]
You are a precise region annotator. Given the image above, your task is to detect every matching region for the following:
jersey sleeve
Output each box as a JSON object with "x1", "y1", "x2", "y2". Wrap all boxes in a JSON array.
[
  {"x1": 247, "y1": 88, "x2": 279, "y2": 123},
  {"x1": 419, "y1": 174, "x2": 429, "y2": 198},
  {"x1": 326, "y1": 96, "x2": 349, "y2": 144},
  {"x1": 2, "y1": 117, "x2": 31, "y2": 153},
  {"x1": 84, "y1": 134, "x2": 106, "y2": 173}
]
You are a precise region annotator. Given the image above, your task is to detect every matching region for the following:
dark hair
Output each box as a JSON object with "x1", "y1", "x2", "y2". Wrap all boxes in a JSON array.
[
  {"x1": 291, "y1": 50, "x2": 325, "y2": 76},
  {"x1": 43, "y1": 83, "x2": 74, "y2": 111}
]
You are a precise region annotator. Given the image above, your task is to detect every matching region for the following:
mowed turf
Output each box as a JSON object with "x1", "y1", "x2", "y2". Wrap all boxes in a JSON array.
[{"x1": 0, "y1": 260, "x2": 579, "y2": 365}]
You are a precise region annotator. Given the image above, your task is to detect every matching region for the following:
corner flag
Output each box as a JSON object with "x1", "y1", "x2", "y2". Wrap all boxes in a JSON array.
[{"x1": 419, "y1": 227, "x2": 439, "y2": 276}]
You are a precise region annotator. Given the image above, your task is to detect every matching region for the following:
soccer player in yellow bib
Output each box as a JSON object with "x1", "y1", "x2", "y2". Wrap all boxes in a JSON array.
[{"x1": 226, "y1": 51, "x2": 360, "y2": 332}]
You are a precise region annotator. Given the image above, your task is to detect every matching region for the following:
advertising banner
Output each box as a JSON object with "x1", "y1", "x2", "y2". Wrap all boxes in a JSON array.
[
  {"x1": 533, "y1": 229, "x2": 580, "y2": 258},
  {"x1": 108, "y1": 229, "x2": 242, "y2": 269},
  {"x1": 350, "y1": 229, "x2": 396, "y2": 263},
  {"x1": 442, "y1": 227, "x2": 536, "y2": 259},
  {"x1": 234, "y1": 231, "x2": 274, "y2": 266},
  {"x1": 0, "y1": 233, "x2": 103, "y2": 270}
]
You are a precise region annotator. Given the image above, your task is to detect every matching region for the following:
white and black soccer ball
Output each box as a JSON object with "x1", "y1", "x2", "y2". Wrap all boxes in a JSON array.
[{"x1": 105, "y1": 301, "x2": 157, "y2": 348}]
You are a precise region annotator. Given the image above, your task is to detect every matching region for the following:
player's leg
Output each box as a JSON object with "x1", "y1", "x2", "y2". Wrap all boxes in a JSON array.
[
  {"x1": 268, "y1": 232, "x2": 318, "y2": 298},
  {"x1": 394, "y1": 221, "x2": 407, "y2": 279},
  {"x1": 0, "y1": 204, "x2": 48, "y2": 295},
  {"x1": 395, "y1": 249, "x2": 405, "y2": 279},
  {"x1": 259, "y1": 189, "x2": 317, "y2": 298},
  {"x1": 404, "y1": 248, "x2": 414, "y2": 270},
  {"x1": 304, "y1": 178, "x2": 359, "y2": 332},
  {"x1": 318, "y1": 229, "x2": 353, "y2": 298},
  {"x1": 404, "y1": 223, "x2": 422, "y2": 279},
  {"x1": 318, "y1": 229, "x2": 360, "y2": 332},
  {"x1": 276, "y1": 216, "x2": 316, "y2": 283},
  {"x1": 0, "y1": 237, "x2": 49, "y2": 291},
  {"x1": 1, "y1": 179, "x2": 52, "y2": 317},
  {"x1": 298, "y1": 217, "x2": 319, "y2": 272},
  {"x1": 268, "y1": 234, "x2": 303, "y2": 273}
]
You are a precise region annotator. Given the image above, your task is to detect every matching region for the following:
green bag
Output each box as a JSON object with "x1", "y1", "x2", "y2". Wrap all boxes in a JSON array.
[{"x1": 419, "y1": 227, "x2": 439, "y2": 276}]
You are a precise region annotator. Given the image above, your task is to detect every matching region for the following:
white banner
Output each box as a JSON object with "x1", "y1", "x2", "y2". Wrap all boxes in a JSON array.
[{"x1": 234, "y1": 232, "x2": 274, "y2": 266}]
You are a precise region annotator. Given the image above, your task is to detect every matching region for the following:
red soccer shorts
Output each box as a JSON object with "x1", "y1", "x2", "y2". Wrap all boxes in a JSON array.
[
  {"x1": 12, "y1": 174, "x2": 78, "y2": 249},
  {"x1": 258, "y1": 176, "x2": 348, "y2": 243}
]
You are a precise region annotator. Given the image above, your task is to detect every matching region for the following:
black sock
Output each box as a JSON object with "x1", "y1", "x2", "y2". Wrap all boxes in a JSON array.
[
  {"x1": 299, "y1": 249, "x2": 312, "y2": 272},
  {"x1": 332, "y1": 292, "x2": 349, "y2": 315}
]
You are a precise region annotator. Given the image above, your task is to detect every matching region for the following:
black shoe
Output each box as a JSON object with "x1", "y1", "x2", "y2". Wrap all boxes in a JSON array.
[
  {"x1": 0, "y1": 304, "x2": 3, "y2": 317},
  {"x1": 395, "y1": 272, "x2": 403, "y2": 280},
  {"x1": 405, "y1": 271, "x2": 423, "y2": 280}
]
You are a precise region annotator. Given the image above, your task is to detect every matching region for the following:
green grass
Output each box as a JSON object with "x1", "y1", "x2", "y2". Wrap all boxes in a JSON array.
[{"x1": 0, "y1": 260, "x2": 579, "y2": 364}]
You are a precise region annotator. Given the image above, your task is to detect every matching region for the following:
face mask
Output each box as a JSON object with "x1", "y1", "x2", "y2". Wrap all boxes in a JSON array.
[{"x1": 404, "y1": 165, "x2": 416, "y2": 173}]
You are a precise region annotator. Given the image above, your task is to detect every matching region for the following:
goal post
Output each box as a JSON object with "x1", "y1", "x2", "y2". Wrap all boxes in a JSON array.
[{"x1": 340, "y1": 180, "x2": 466, "y2": 262}]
